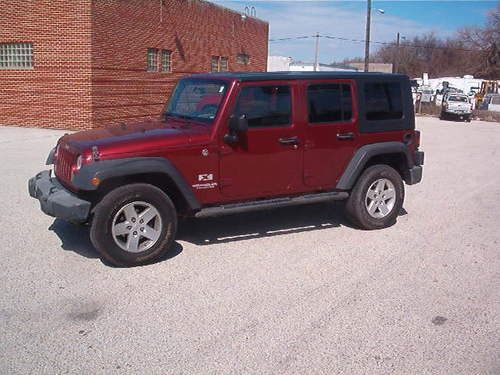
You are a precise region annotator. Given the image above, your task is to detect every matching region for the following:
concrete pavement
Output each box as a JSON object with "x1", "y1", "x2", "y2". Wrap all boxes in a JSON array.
[{"x1": 0, "y1": 117, "x2": 499, "y2": 374}]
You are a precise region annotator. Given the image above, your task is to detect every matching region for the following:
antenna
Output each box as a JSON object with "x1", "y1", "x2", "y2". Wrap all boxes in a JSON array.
[{"x1": 243, "y1": 5, "x2": 256, "y2": 17}]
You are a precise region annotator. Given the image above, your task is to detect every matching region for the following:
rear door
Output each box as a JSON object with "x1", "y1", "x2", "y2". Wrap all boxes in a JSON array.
[
  {"x1": 219, "y1": 81, "x2": 303, "y2": 199},
  {"x1": 303, "y1": 80, "x2": 358, "y2": 188}
]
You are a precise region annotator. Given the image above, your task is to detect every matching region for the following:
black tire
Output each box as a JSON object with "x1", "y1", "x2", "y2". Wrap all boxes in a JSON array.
[
  {"x1": 345, "y1": 164, "x2": 404, "y2": 230},
  {"x1": 90, "y1": 183, "x2": 177, "y2": 267}
]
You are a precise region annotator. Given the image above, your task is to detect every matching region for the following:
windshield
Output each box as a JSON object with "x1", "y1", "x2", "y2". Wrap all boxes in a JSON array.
[
  {"x1": 164, "y1": 79, "x2": 228, "y2": 124},
  {"x1": 448, "y1": 96, "x2": 468, "y2": 102}
]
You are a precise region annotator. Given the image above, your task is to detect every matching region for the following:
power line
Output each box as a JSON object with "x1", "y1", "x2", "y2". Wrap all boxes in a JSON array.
[
  {"x1": 268, "y1": 35, "x2": 313, "y2": 42},
  {"x1": 269, "y1": 34, "x2": 482, "y2": 53}
]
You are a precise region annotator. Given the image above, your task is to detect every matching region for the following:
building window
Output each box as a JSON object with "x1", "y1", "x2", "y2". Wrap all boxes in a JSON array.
[
  {"x1": 234, "y1": 86, "x2": 291, "y2": 128},
  {"x1": 211, "y1": 56, "x2": 219, "y2": 72},
  {"x1": 161, "y1": 50, "x2": 172, "y2": 72},
  {"x1": 236, "y1": 53, "x2": 250, "y2": 65},
  {"x1": 308, "y1": 84, "x2": 352, "y2": 123},
  {"x1": 220, "y1": 57, "x2": 228, "y2": 72},
  {"x1": 211, "y1": 56, "x2": 229, "y2": 72},
  {"x1": 364, "y1": 82, "x2": 403, "y2": 120},
  {"x1": 0, "y1": 43, "x2": 33, "y2": 69},
  {"x1": 147, "y1": 48, "x2": 158, "y2": 72}
]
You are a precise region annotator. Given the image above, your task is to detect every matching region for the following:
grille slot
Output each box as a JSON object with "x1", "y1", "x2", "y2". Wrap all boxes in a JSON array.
[{"x1": 55, "y1": 146, "x2": 75, "y2": 182}]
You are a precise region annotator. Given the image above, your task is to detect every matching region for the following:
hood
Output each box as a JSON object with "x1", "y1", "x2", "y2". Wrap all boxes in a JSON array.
[{"x1": 60, "y1": 118, "x2": 211, "y2": 158}]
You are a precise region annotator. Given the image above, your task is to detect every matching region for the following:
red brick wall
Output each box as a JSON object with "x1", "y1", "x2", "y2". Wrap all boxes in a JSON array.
[
  {"x1": 91, "y1": 0, "x2": 268, "y2": 128},
  {"x1": 0, "y1": 0, "x2": 268, "y2": 130},
  {"x1": 0, "y1": 1, "x2": 92, "y2": 130}
]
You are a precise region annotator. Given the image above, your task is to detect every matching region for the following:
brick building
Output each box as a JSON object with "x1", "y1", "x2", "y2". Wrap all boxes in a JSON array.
[{"x1": 0, "y1": 0, "x2": 268, "y2": 130}]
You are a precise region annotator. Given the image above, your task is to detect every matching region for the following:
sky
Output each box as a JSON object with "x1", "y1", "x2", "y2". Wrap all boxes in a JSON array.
[{"x1": 212, "y1": 1, "x2": 497, "y2": 63}]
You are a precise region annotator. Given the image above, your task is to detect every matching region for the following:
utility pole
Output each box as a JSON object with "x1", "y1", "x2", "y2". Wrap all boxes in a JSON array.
[
  {"x1": 364, "y1": 0, "x2": 371, "y2": 72},
  {"x1": 394, "y1": 32, "x2": 400, "y2": 74},
  {"x1": 314, "y1": 32, "x2": 320, "y2": 72}
]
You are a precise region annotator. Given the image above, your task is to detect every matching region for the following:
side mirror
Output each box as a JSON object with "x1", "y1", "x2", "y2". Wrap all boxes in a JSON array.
[
  {"x1": 229, "y1": 114, "x2": 248, "y2": 133},
  {"x1": 224, "y1": 115, "x2": 248, "y2": 144}
]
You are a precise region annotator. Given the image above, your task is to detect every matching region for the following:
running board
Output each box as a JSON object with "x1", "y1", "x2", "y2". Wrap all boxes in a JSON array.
[{"x1": 195, "y1": 191, "x2": 349, "y2": 218}]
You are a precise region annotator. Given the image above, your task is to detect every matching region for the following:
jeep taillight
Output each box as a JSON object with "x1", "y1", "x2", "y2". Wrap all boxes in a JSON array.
[{"x1": 414, "y1": 130, "x2": 421, "y2": 148}]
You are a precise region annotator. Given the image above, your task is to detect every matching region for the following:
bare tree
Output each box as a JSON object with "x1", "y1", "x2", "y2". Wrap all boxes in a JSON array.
[
  {"x1": 370, "y1": 4, "x2": 499, "y2": 78},
  {"x1": 458, "y1": 4, "x2": 500, "y2": 78}
]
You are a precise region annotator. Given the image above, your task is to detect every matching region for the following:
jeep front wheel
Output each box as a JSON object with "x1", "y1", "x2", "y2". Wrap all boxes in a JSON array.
[
  {"x1": 90, "y1": 183, "x2": 177, "y2": 267},
  {"x1": 345, "y1": 164, "x2": 404, "y2": 230}
]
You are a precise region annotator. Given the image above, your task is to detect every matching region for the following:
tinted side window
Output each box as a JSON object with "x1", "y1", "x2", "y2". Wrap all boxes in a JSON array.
[
  {"x1": 235, "y1": 86, "x2": 291, "y2": 127},
  {"x1": 342, "y1": 84, "x2": 353, "y2": 120},
  {"x1": 308, "y1": 84, "x2": 352, "y2": 123},
  {"x1": 364, "y1": 82, "x2": 403, "y2": 121}
]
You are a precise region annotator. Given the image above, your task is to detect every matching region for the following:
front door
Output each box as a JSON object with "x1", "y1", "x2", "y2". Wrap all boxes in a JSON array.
[
  {"x1": 303, "y1": 80, "x2": 357, "y2": 188},
  {"x1": 219, "y1": 82, "x2": 302, "y2": 199}
]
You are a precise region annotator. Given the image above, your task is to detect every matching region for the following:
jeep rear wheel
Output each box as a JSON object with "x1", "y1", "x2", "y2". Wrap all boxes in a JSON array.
[
  {"x1": 90, "y1": 183, "x2": 177, "y2": 267},
  {"x1": 345, "y1": 164, "x2": 404, "y2": 230}
]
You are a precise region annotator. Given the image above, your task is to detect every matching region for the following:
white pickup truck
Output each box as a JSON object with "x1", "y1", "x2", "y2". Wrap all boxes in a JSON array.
[{"x1": 440, "y1": 93, "x2": 472, "y2": 122}]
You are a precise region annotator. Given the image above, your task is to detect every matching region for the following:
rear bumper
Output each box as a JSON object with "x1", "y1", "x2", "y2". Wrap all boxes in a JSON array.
[
  {"x1": 405, "y1": 150, "x2": 424, "y2": 185},
  {"x1": 415, "y1": 150, "x2": 424, "y2": 166},
  {"x1": 446, "y1": 110, "x2": 471, "y2": 115},
  {"x1": 406, "y1": 166, "x2": 423, "y2": 185},
  {"x1": 28, "y1": 170, "x2": 91, "y2": 223}
]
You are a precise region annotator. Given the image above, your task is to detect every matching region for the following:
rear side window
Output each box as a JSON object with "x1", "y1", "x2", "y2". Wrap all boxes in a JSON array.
[
  {"x1": 364, "y1": 82, "x2": 403, "y2": 120},
  {"x1": 234, "y1": 86, "x2": 291, "y2": 127},
  {"x1": 308, "y1": 84, "x2": 352, "y2": 123}
]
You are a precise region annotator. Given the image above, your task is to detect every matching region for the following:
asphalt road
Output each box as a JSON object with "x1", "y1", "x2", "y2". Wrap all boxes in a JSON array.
[{"x1": 1, "y1": 117, "x2": 499, "y2": 374}]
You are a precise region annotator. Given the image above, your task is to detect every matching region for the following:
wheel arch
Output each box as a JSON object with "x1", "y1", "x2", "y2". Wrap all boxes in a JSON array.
[
  {"x1": 73, "y1": 157, "x2": 201, "y2": 214},
  {"x1": 336, "y1": 142, "x2": 413, "y2": 190}
]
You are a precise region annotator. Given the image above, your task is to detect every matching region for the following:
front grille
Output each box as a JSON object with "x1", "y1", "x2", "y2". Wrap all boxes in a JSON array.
[{"x1": 55, "y1": 145, "x2": 75, "y2": 183}]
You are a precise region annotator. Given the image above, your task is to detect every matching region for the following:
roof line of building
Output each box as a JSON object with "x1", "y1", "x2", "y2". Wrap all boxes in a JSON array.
[{"x1": 202, "y1": 0, "x2": 268, "y2": 24}]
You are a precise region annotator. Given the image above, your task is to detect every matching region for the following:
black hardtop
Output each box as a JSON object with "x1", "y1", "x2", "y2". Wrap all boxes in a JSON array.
[{"x1": 189, "y1": 71, "x2": 408, "y2": 82}]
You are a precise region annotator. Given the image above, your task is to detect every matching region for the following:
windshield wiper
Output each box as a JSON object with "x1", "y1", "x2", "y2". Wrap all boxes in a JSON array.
[{"x1": 164, "y1": 112, "x2": 193, "y2": 121}]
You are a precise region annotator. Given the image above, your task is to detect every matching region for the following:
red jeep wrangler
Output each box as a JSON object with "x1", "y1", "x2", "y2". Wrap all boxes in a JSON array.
[{"x1": 29, "y1": 72, "x2": 424, "y2": 267}]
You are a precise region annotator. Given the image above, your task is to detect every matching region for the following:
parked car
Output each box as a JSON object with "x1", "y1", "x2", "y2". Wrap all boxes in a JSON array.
[
  {"x1": 479, "y1": 93, "x2": 500, "y2": 112},
  {"x1": 29, "y1": 72, "x2": 424, "y2": 267},
  {"x1": 440, "y1": 93, "x2": 472, "y2": 121}
]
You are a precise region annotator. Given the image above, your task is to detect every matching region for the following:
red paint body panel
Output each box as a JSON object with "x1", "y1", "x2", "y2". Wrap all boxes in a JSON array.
[
  {"x1": 217, "y1": 80, "x2": 304, "y2": 200},
  {"x1": 302, "y1": 79, "x2": 358, "y2": 188}
]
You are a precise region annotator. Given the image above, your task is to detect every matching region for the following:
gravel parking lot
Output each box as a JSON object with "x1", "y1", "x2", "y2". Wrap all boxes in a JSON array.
[{"x1": 1, "y1": 117, "x2": 499, "y2": 374}]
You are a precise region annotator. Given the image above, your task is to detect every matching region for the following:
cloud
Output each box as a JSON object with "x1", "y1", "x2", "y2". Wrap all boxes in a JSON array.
[{"x1": 212, "y1": 1, "x2": 442, "y2": 62}]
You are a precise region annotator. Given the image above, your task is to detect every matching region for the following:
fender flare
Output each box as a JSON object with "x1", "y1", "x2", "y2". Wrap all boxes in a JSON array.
[
  {"x1": 336, "y1": 142, "x2": 413, "y2": 190},
  {"x1": 72, "y1": 157, "x2": 201, "y2": 210}
]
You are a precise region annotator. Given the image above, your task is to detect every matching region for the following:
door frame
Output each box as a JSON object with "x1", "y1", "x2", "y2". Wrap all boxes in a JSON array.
[{"x1": 216, "y1": 79, "x2": 306, "y2": 200}]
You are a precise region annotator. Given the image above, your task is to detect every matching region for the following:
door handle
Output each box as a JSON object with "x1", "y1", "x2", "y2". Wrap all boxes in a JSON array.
[
  {"x1": 278, "y1": 136, "x2": 300, "y2": 145},
  {"x1": 336, "y1": 132, "x2": 355, "y2": 140}
]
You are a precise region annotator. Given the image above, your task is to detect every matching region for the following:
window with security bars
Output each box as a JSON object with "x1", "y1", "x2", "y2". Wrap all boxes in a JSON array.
[
  {"x1": 161, "y1": 50, "x2": 172, "y2": 72},
  {"x1": 0, "y1": 43, "x2": 33, "y2": 69},
  {"x1": 236, "y1": 53, "x2": 250, "y2": 65},
  {"x1": 211, "y1": 56, "x2": 220, "y2": 72},
  {"x1": 147, "y1": 48, "x2": 158, "y2": 72},
  {"x1": 219, "y1": 57, "x2": 228, "y2": 71},
  {"x1": 211, "y1": 55, "x2": 229, "y2": 72}
]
